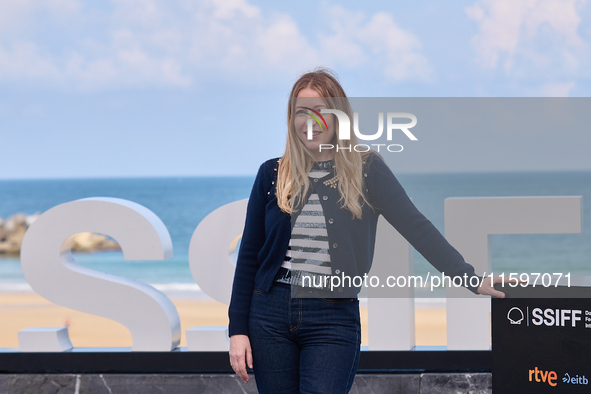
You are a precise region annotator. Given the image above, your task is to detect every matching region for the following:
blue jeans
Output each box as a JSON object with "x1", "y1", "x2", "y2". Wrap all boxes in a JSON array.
[{"x1": 248, "y1": 282, "x2": 361, "y2": 394}]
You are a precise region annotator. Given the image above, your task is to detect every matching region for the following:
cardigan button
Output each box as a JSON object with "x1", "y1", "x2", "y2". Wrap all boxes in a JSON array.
[
  {"x1": 335, "y1": 269, "x2": 341, "y2": 275},
  {"x1": 313, "y1": 178, "x2": 319, "y2": 182},
  {"x1": 332, "y1": 243, "x2": 338, "y2": 249},
  {"x1": 271, "y1": 181, "x2": 275, "y2": 185},
  {"x1": 363, "y1": 173, "x2": 368, "y2": 177},
  {"x1": 328, "y1": 218, "x2": 334, "y2": 224},
  {"x1": 322, "y1": 195, "x2": 328, "y2": 201}
]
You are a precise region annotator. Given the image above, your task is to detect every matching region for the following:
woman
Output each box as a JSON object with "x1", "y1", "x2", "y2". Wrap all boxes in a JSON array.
[{"x1": 228, "y1": 68, "x2": 504, "y2": 393}]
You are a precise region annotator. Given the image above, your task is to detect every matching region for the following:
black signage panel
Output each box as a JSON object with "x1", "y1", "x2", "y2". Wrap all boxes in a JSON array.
[{"x1": 492, "y1": 286, "x2": 591, "y2": 393}]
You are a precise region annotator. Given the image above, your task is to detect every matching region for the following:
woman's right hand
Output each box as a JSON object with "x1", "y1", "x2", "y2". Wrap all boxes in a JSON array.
[{"x1": 229, "y1": 334, "x2": 253, "y2": 383}]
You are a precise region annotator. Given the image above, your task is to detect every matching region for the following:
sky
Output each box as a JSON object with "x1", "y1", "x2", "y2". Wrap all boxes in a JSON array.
[{"x1": 0, "y1": 0, "x2": 590, "y2": 179}]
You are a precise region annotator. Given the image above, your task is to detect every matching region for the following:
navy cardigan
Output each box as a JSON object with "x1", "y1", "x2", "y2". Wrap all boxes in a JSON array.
[{"x1": 228, "y1": 153, "x2": 479, "y2": 336}]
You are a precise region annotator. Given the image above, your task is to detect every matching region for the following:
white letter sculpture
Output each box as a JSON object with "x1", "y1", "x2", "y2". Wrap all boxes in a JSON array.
[
  {"x1": 187, "y1": 199, "x2": 248, "y2": 351},
  {"x1": 19, "y1": 197, "x2": 180, "y2": 352},
  {"x1": 445, "y1": 196, "x2": 582, "y2": 350}
]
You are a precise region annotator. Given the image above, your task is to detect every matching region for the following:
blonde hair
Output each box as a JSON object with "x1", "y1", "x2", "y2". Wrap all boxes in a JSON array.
[{"x1": 276, "y1": 68, "x2": 370, "y2": 219}]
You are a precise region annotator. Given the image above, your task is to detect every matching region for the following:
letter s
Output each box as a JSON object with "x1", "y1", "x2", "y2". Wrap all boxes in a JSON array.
[
  {"x1": 189, "y1": 199, "x2": 247, "y2": 304},
  {"x1": 544, "y1": 309, "x2": 555, "y2": 326},
  {"x1": 531, "y1": 308, "x2": 543, "y2": 325},
  {"x1": 20, "y1": 198, "x2": 180, "y2": 351}
]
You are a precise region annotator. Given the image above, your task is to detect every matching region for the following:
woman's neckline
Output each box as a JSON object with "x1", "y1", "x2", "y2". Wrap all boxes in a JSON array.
[{"x1": 311, "y1": 159, "x2": 335, "y2": 171}]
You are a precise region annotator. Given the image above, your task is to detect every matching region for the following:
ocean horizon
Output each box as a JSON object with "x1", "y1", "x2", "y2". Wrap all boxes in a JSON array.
[{"x1": 1, "y1": 170, "x2": 590, "y2": 295}]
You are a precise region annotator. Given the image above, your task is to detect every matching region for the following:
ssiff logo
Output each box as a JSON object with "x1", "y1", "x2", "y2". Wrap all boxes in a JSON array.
[
  {"x1": 507, "y1": 307, "x2": 524, "y2": 324},
  {"x1": 507, "y1": 306, "x2": 584, "y2": 327}
]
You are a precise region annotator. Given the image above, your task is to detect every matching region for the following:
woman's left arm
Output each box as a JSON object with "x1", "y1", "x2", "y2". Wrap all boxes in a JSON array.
[{"x1": 367, "y1": 155, "x2": 502, "y2": 296}]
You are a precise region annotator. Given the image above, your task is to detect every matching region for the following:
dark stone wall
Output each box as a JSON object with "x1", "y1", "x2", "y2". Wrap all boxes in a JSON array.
[{"x1": 0, "y1": 373, "x2": 491, "y2": 393}]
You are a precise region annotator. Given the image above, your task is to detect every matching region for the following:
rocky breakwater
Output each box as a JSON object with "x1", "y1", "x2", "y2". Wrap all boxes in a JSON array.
[{"x1": 0, "y1": 213, "x2": 120, "y2": 255}]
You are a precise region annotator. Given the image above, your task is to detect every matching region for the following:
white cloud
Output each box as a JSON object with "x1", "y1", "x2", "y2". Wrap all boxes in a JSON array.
[
  {"x1": 466, "y1": 0, "x2": 589, "y2": 76},
  {"x1": 256, "y1": 15, "x2": 321, "y2": 68},
  {"x1": 0, "y1": 0, "x2": 431, "y2": 91},
  {"x1": 210, "y1": 0, "x2": 260, "y2": 19},
  {"x1": 538, "y1": 81, "x2": 576, "y2": 96},
  {"x1": 359, "y1": 12, "x2": 431, "y2": 81},
  {"x1": 0, "y1": 0, "x2": 80, "y2": 35},
  {"x1": 318, "y1": 5, "x2": 432, "y2": 82},
  {"x1": 0, "y1": 42, "x2": 58, "y2": 80}
]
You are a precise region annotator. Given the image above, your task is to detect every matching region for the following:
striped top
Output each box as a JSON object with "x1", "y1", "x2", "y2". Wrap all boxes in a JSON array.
[{"x1": 275, "y1": 161, "x2": 334, "y2": 289}]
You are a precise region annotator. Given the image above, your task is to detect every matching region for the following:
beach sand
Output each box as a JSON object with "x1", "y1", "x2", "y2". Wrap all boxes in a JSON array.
[{"x1": 0, "y1": 293, "x2": 446, "y2": 348}]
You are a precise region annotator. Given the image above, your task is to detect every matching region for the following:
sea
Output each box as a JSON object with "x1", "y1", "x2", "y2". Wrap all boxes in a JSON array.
[{"x1": 1, "y1": 171, "x2": 590, "y2": 296}]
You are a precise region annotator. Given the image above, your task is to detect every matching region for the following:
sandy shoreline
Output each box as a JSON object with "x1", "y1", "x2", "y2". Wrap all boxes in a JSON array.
[{"x1": 0, "y1": 292, "x2": 446, "y2": 349}]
